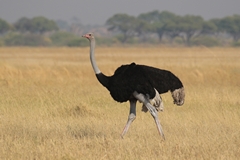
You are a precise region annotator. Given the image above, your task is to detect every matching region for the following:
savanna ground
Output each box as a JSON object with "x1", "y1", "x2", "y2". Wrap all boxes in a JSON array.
[{"x1": 0, "y1": 47, "x2": 239, "y2": 160}]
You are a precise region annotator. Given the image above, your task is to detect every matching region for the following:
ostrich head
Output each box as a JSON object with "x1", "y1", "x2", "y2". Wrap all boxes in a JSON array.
[
  {"x1": 82, "y1": 33, "x2": 94, "y2": 41},
  {"x1": 171, "y1": 87, "x2": 185, "y2": 106}
]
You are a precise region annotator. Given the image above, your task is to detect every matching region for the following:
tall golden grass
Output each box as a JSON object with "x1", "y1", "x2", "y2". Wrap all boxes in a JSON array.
[{"x1": 0, "y1": 47, "x2": 239, "y2": 159}]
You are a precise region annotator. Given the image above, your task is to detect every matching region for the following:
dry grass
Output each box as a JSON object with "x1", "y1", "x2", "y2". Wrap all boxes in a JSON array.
[{"x1": 0, "y1": 47, "x2": 240, "y2": 160}]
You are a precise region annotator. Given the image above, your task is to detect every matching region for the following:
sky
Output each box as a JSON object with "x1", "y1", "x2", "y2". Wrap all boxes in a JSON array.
[{"x1": 1, "y1": 0, "x2": 240, "y2": 25}]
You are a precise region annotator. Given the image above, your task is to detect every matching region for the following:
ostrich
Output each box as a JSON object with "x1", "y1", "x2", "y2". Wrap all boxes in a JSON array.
[{"x1": 82, "y1": 33, "x2": 185, "y2": 139}]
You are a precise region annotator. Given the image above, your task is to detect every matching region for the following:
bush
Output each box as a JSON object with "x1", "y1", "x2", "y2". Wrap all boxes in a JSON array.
[
  {"x1": 95, "y1": 37, "x2": 118, "y2": 46},
  {"x1": 67, "y1": 38, "x2": 88, "y2": 47},
  {"x1": 50, "y1": 31, "x2": 89, "y2": 47},
  {"x1": 50, "y1": 31, "x2": 76, "y2": 46},
  {"x1": 232, "y1": 41, "x2": 240, "y2": 47},
  {"x1": 191, "y1": 36, "x2": 220, "y2": 47},
  {"x1": 0, "y1": 39, "x2": 4, "y2": 46},
  {"x1": 114, "y1": 34, "x2": 134, "y2": 44},
  {"x1": 4, "y1": 33, "x2": 51, "y2": 46}
]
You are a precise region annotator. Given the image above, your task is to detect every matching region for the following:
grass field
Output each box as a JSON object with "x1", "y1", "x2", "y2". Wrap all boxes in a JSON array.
[{"x1": 0, "y1": 47, "x2": 240, "y2": 159}]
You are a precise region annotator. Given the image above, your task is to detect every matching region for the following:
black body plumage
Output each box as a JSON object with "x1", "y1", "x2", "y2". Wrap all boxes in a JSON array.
[{"x1": 96, "y1": 62, "x2": 183, "y2": 103}]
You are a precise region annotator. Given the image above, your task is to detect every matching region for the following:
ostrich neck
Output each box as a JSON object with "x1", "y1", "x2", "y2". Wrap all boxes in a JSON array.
[
  {"x1": 90, "y1": 39, "x2": 101, "y2": 74},
  {"x1": 89, "y1": 38, "x2": 109, "y2": 88}
]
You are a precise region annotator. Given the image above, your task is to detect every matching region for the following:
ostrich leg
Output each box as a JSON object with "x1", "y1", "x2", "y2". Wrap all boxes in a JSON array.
[
  {"x1": 121, "y1": 100, "x2": 137, "y2": 138},
  {"x1": 133, "y1": 91, "x2": 165, "y2": 140}
]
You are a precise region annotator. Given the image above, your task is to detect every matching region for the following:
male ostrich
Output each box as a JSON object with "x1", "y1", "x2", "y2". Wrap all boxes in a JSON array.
[{"x1": 82, "y1": 33, "x2": 185, "y2": 139}]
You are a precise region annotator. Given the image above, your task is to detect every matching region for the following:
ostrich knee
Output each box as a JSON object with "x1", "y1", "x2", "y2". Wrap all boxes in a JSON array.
[
  {"x1": 121, "y1": 114, "x2": 136, "y2": 138},
  {"x1": 121, "y1": 100, "x2": 137, "y2": 138},
  {"x1": 144, "y1": 103, "x2": 165, "y2": 140},
  {"x1": 128, "y1": 113, "x2": 136, "y2": 121}
]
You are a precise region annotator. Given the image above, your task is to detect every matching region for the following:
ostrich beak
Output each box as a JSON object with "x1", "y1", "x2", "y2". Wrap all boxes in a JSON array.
[{"x1": 82, "y1": 34, "x2": 91, "y2": 39}]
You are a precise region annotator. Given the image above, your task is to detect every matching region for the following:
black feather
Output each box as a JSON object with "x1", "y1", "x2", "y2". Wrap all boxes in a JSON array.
[
  {"x1": 96, "y1": 63, "x2": 183, "y2": 103},
  {"x1": 96, "y1": 73, "x2": 109, "y2": 88}
]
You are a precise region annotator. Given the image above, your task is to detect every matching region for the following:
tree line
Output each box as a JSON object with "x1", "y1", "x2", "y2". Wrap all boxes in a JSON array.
[
  {"x1": 106, "y1": 11, "x2": 240, "y2": 46},
  {"x1": 0, "y1": 11, "x2": 240, "y2": 46},
  {"x1": 0, "y1": 17, "x2": 59, "y2": 46}
]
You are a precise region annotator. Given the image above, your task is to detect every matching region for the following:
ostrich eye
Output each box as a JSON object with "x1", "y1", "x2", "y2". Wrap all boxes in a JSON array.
[{"x1": 89, "y1": 34, "x2": 92, "y2": 36}]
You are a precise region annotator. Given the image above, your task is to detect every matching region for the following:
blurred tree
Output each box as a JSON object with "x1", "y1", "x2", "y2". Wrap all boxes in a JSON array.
[
  {"x1": 4, "y1": 32, "x2": 51, "y2": 46},
  {"x1": 201, "y1": 21, "x2": 218, "y2": 35},
  {"x1": 55, "y1": 19, "x2": 70, "y2": 31},
  {"x1": 219, "y1": 15, "x2": 240, "y2": 42},
  {"x1": 0, "y1": 18, "x2": 11, "y2": 35},
  {"x1": 138, "y1": 11, "x2": 177, "y2": 42},
  {"x1": 50, "y1": 31, "x2": 78, "y2": 46},
  {"x1": 136, "y1": 11, "x2": 158, "y2": 41},
  {"x1": 14, "y1": 17, "x2": 32, "y2": 33},
  {"x1": 156, "y1": 11, "x2": 178, "y2": 42},
  {"x1": 178, "y1": 15, "x2": 204, "y2": 45},
  {"x1": 138, "y1": 10, "x2": 160, "y2": 23},
  {"x1": 210, "y1": 18, "x2": 222, "y2": 32},
  {"x1": 31, "y1": 16, "x2": 59, "y2": 34},
  {"x1": 163, "y1": 15, "x2": 184, "y2": 43},
  {"x1": 106, "y1": 14, "x2": 145, "y2": 43},
  {"x1": 14, "y1": 16, "x2": 59, "y2": 34}
]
